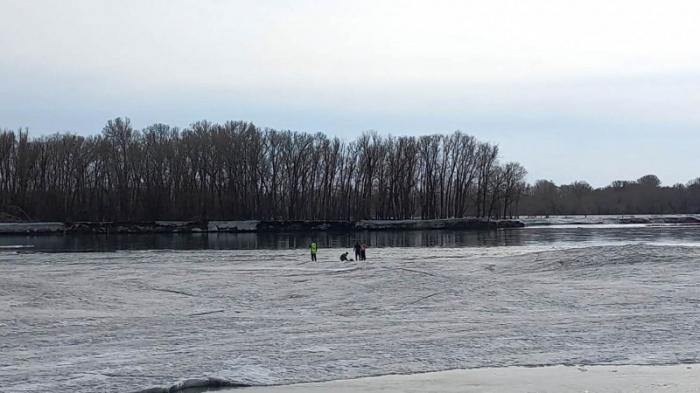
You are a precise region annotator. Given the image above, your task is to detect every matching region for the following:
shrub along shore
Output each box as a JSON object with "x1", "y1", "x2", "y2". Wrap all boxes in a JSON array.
[{"x1": 0, "y1": 218, "x2": 524, "y2": 235}]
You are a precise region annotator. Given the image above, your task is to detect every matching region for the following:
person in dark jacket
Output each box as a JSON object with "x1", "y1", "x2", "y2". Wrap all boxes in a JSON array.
[{"x1": 353, "y1": 242, "x2": 362, "y2": 261}]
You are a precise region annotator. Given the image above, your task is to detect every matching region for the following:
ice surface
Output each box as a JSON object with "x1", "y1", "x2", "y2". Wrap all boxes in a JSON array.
[
  {"x1": 2, "y1": 242, "x2": 700, "y2": 392},
  {"x1": 239, "y1": 364, "x2": 700, "y2": 393},
  {"x1": 520, "y1": 214, "x2": 700, "y2": 226}
]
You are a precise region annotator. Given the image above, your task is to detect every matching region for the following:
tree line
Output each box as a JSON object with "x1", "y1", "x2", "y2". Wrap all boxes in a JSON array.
[
  {"x1": 0, "y1": 118, "x2": 528, "y2": 222},
  {"x1": 520, "y1": 175, "x2": 700, "y2": 215}
]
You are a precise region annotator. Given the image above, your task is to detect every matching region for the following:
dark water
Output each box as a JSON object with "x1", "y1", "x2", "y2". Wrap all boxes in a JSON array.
[{"x1": 2, "y1": 224, "x2": 700, "y2": 252}]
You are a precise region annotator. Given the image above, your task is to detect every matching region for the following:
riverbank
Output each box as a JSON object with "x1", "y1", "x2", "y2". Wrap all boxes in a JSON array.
[
  {"x1": 0, "y1": 218, "x2": 524, "y2": 235},
  {"x1": 233, "y1": 364, "x2": 700, "y2": 393},
  {"x1": 5, "y1": 214, "x2": 700, "y2": 235},
  {"x1": 521, "y1": 214, "x2": 700, "y2": 226}
]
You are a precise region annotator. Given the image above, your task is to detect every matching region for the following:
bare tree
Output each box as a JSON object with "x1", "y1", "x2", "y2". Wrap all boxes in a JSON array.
[{"x1": 0, "y1": 119, "x2": 544, "y2": 221}]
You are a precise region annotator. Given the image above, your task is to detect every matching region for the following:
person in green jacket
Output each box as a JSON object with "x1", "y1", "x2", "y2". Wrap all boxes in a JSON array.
[{"x1": 309, "y1": 241, "x2": 318, "y2": 262}]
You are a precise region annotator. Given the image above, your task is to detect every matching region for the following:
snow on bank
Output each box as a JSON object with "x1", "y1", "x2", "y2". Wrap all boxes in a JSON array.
[
  {"x1": 521, "y1": 214, "x2": 700, "y2": 226},
  {"x1": 0, "y1": 218, "x2": 522, "y2": 234},
  {"x1": 208, "y1": 220, "x2": 261, "y2": 232},
  {"x1": 237, "y1": 364, "x2": 700, "y2": 393},
  {"x1": 2, "y1": 215, "x2": 699, "y2": 235},
  {"x1": 356, "y1": 218, "x2": 522, "y2": 230},
  {"x1": 0, "y1": 222, "x2": 64, "y2": 233}
]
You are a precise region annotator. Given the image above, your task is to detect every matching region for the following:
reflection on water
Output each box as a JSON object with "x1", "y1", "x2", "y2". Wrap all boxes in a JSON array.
[{"x1": 1, "y1": 225, "x2": 700, "y2": 252}]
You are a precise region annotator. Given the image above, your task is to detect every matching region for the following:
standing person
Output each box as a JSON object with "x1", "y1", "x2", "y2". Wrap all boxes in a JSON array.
[
  {"x1": 309, "y1": 240, "x2": 318, "y2": 262},
  {"x1": 353, "y1": 241, "x2": 362, "y2": 261},
  {"x1": 360, "y1": 243, "x2": 367, "y2": 261}
]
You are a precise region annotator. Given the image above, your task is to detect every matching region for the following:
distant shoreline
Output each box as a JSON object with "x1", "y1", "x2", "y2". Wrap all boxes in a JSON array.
[
  {"x1": 3, "y1": 214, "x2": 700, "y2": 235},
  {"x1": 0, "y1": 218, "x2": 524, "y2": 235}
]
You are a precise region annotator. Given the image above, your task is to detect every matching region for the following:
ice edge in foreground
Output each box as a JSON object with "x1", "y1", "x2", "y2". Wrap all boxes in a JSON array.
[{"x1": 132, "y1": 377, "x2": 251, "y2": 393}]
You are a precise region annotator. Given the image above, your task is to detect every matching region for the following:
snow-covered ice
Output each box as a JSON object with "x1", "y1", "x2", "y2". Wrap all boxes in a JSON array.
[
  {"x1": 240, "y1": 364, "x2": 700, "y2": 393},
  {"x1": 520, "y1": 214, "x2": 700, "y2": 226},
  {"x1": 2, "y1": 240, "x2": 700, "y2": 392}
]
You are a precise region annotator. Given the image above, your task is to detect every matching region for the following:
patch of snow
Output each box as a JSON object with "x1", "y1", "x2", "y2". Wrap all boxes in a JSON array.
[
  {"x1": 0, "y1": 222, "x2": 64, "y2": 233},
  {"x1": 208, "y1": 221, "x2": 261, "y2": 232},
  {"x1": 234, "y1": 364, "x2": 700, "y2": 393}
]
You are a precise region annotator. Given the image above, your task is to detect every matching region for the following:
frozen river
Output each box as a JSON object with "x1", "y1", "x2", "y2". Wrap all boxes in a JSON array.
[{"x1": 2, "y1": 224, "x2": 700, "y2": 392}]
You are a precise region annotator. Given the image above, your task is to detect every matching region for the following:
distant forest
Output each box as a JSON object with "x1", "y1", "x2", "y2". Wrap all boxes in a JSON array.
[
  {"x1": 0, "y1": 118, "x2": 698, "y2": 222},
  {"x1": 520, "y1": 176, "x2": 700, "y2": 216}
]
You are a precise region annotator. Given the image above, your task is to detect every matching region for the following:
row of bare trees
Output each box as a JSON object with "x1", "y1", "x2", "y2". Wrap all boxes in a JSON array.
[
  {"x1": 0, "y1": 118, "x2": 528, "y2": 222},
  {"x1": 520, "y1": 175, "x2": 700, "y2": 215}
]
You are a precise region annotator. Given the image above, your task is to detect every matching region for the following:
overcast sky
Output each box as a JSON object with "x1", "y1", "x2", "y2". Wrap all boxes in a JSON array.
[{"x1": 1, "y1": 0, "x2": 699, "y2": 186}]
